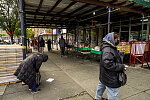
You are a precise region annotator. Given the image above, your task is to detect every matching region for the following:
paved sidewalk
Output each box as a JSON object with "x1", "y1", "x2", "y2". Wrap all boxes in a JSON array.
[{"x1": 0, "y1": 47, "x2": 150, "y2": 100}]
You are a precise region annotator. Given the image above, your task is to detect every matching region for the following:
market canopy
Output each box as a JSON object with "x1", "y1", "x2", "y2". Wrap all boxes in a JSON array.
[{"x1": 21, "y1": 0, "x2": 150, "y2": 28}]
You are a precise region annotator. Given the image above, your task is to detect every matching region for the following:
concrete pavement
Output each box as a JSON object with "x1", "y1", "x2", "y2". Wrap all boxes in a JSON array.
[{"x1": 0, "y1": 47, "x2": 150, "y2": 100}]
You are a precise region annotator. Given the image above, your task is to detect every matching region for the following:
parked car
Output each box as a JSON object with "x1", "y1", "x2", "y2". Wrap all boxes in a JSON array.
[{"x1": 4, "y1": 39, "x2": 11, "y2": 44}]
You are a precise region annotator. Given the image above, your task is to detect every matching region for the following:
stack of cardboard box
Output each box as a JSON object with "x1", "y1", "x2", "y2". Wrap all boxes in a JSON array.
[{"x1": 0, "y1": 45, "x2": 23, "y2": 85}]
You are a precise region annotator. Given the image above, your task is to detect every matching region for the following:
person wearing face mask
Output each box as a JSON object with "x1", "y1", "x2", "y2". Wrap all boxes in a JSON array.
[{"x1": 95, "y1": 32, "x2": 126, "y2": 100}]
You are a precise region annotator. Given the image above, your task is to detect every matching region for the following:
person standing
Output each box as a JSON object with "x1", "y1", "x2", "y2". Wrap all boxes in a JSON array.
[
  {"x1": 95, "y1": 32, "x2": 126, "y2": 100},
  {"x1": 34, "y1": 39, "x2": 38, "y2": 50},
  {"x1": 47, "y1": 39, "x2": 52, "y2": 51},
  {"x1": 37, "y1": 37, "x2": 40, "y2": 52},
  {"x1": 39, "y1": 37, "x2": 45, "y2": 53},
  {"x1": 59, "y1": 35, "x2": 65, "y2": 56},
  {"x1": 14, "y1": 53, "x2": 48, "y2": 93}
]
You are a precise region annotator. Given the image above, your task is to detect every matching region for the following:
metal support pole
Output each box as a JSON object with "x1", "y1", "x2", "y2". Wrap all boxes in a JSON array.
[
  {"x1": 141, "y1": 14, "x2": 144, "y2": 41},
  {"x1": 129, "y1": 18, "x2": 131, "y2": 42},
  {"x1": 68, "y1": 29, "x2": 69, "y2": 43},
  {"x1": 146, "y1": 18, "x2": 150, "y2": 41},
  {"x1": 66, "y1": 29, "x2": 67, "y2": 41},
  {"x1": 108, "y1": 8, "x2": 111, "y2": 34},
  {"x1": 56, "y1": 27, "x2": 58, "y2": 50},
  {"x1": 96, "y1": 28, "x2": 99, "y2": 46},
  {"x1": 83, "y1": 28, "x2": 85, "y2": 42},
  {"x1": 89, "y1": 26, "x2": 91, "y2": 47},
  {"x1": 52, "y1": 28, "x2": 53, "y2": 49},
  {"x1": 72, "y1": 30, "x2": 73, "y2": 45},
  {"x1": 119, "y1": 19, "x2": 121, "y2": 42},
  {"x1": 76, "y1": 21, "x2": 79, "y2": 57},
  {"x1": 20, "y1": 0, "x2": 26, "y2": 60},
  {"x1": 24, "y1": 26, "x2": 27, "y2": 53}
]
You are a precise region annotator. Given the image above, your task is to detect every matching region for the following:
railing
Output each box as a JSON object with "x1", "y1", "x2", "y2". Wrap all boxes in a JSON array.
[{"x1": 129, "y1": 41, "x2": 150, "y2": 68}]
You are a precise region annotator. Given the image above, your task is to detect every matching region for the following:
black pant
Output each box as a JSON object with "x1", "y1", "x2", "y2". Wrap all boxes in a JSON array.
[
  {"x1": 47, "y1": 44, "x2": 51, "y2": 51},
  {"x1": 60, "y1": 47, "x2": 65, "y2": 55}
]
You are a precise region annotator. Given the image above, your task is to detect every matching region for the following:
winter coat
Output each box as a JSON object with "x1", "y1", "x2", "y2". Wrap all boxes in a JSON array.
[
  {"x1": 39, "y1": 39, "x2": 45, "y2": 47},
  {"x1": 59, "y1": 38, "x2": 65, "y2": 48},
  {"x1": 47, "y1": 39, "x2": 52, "y2": 51},
  {"x1": 99, "y1": 32, "x2": 125, "y2": 88},
  {"x1": 14, "y1": 53, "x2": 48, "y2": 86}
]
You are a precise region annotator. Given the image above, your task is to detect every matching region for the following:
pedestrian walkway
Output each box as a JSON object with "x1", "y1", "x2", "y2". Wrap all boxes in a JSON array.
[{"x1": 0, "y1": 47, "x2": 150, "y2": 100}]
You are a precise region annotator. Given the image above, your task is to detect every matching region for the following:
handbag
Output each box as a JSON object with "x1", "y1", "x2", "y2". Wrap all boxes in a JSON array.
[{"x1": 118, "y1": 71, "x2": 127, "y2": 86}]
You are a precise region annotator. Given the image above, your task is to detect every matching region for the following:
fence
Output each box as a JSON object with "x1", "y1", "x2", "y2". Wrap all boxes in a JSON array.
[{"x1": 129, "y1": 41, "x2": 150, "y2": 68}]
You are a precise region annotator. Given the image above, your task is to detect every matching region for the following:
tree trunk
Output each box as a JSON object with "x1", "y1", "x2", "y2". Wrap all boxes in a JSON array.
[
  {"x1": 10, "y1": 34, "x2": 14, "y2": 44},
  {"x1": 17, "y1": 36, "x2": 19, "y2": 44}
]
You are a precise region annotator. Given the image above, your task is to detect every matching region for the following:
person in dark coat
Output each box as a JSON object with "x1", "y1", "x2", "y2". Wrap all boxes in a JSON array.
[
  {"x1": 47, "y1": 39, "x2": 52, "y2": 51},
  {"x1": 37, "y1": 37, "x2": 40, "y2": 52},
  {"x1": 59, "y1": 36, "x2": 65, "y2": 56},
  {"x1": 39, "y1": 37, "x2": 45, "y2": 53},
  {"x1": 95, "y1": 32, "x2": 125, "y2": 100},
  {"x1": 14, "y1": 53, "x2": 48, "y2": 93}
]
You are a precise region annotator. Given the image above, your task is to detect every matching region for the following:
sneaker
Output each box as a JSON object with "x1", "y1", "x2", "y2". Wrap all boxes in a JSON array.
[{"x1": 31, "y1": 89, "x2": 40, "y2": 94}]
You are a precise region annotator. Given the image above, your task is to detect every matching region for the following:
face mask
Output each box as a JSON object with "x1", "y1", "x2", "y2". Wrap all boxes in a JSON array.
[{"x1": 115, "y1": 40, "x2": 119, "y2": 46}]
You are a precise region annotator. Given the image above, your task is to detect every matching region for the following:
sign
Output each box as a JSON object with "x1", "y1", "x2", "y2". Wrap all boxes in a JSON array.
[
  {"x1": 53, "y1": 29, "x2": 56, "y2": 34},
  {"x1": 50, "y1": 29, "x2": 52, "y2": 33},
  {"x1": 57, "y1": 29, "x2": 60, "y2": 34}
]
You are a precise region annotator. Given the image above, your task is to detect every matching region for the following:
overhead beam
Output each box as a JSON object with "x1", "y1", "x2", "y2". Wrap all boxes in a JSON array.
[
  {"x1": 58, "y1": 1, "x2": 77, "y2": 14},
  {"x1": 59, "y1": 4, "x2": 89, "y2": 21},
  {"x1": 26, "y1": 22, "x2": 64, "y2": 25},
  {"x1": 52, "y1": 1, "x2": 76, "y2": 22},
  {"x1": 25, "y1": 11, "x2": 70, "y2": 18},
  {"x1": 73, "y1": 0, "x2": 144, "y2": 14},
  {"x1": 116, "y1": 1, "x2": 127, "y2": 6},
  {"x1": 126, "y1": 3, "x2": 135, "y2": 7},
  {"x1": 26, "y1": 20, "x2": 64, "y2": 24},
  {"x1": 63, "y1": 6, "x2": 102, "y2": 22},
  {"x1": 81, "y1": 7, "x2": 106, "y2": 18},
  {"x1": 36, "y1": 0, "x2": 44, "y2": 12},
  {"x1": 26, "y1": 25, "x2": 68, "y2": 28},
  {"x1": 25, "y1": 3, "x2": 37, "y2": 8},
  {"x1": 67, "y1": 4, "x2": 89, "y2": 16},
  {"x1": 109, "y1": 0, "x2": 118, "y2": 4},
  {"x1": 25, "y1": 20, "x2": 65, "y2": 24},
  {"x1": 76, "y1": 6, "x2": 100, "y2": 17},
  {"x1": 26, "y1": 18, "x2": 56, "y2": 22},
  {"x1": 47, "y1": 0, "x2": 62, "y2": 14}
]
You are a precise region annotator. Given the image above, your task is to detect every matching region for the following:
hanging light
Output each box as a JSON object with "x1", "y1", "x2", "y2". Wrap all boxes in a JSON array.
[{"x1": 93, "y1": 12, "x2": 95, "y2": 15}]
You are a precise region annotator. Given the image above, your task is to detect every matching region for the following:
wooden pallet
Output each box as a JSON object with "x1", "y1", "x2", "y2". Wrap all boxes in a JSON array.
[
  {"x1": 0, "y1": 45, "x2": 23, "y2": 86},
  {"x1": 0, "y1": 80, "x2": 20, "y2": 86}
]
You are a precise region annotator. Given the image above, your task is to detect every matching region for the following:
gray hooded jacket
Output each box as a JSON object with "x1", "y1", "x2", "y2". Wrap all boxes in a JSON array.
[
  {"x1": 100, "y1": 32, "x2": 125, "y2": 88},
  {"x1": 14, "y1": 53, "x2": 48, "y2": 86}
]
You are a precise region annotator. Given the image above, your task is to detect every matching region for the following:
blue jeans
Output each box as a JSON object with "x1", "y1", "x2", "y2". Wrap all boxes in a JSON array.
[
  {"x1": 95, "y1": 81, "x2": 118, "y2": 100},
  {"x1": 29, "y1": 80, "x2": 36, "y2": 92}
]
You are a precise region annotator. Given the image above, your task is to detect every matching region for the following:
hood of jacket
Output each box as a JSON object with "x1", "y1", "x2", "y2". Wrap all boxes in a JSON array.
[
  {"x1": 42, "y1": 53, "x2": 48, "y2": 62},
  {"x1": 103, "y1": 32, "x2": 115, "y2": 46}
]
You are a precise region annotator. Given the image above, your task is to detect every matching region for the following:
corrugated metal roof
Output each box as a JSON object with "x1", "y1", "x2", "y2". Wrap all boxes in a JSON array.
[{"x1": 22, "y1": 0, "x2": 150, "y2": 28}]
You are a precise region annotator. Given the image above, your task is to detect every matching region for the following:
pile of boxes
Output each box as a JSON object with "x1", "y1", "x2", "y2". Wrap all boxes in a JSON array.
[{"x1": 0, "y1": 45, "x2": 23, "y2": 85}]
